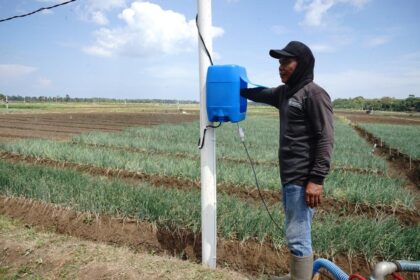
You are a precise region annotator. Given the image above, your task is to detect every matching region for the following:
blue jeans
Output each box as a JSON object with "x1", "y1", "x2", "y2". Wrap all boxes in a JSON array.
[{"x1": 282, "y1": 183, "x2": 314, "y2": 257}]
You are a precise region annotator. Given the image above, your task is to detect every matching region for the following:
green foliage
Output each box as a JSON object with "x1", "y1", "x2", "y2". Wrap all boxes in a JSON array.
[
  {"x1": 333, "y1": 119, "x2": 387, "y2": 171},
  {"x1": 0, "y1": 160, "x2": 284, "y2": 245},
  {"x1": 359, "y1": 123, "x2": 420, "y2": 159},
  {"x1": 324, "y1": 171, "x2": 413, "y2": 208},
  {"x1": 0, "y1": 138, "x2": 280, "y2": 189},
  {"x1": 0, "y1": 117, "x2": 414, "y2": 208},
  {"x1": 313, "y1": 214, "x2": 419, "y2": 260},
  {"x1": 0, "y1": 160, "x2": 418, "y2": 260},
  {"x1": 73, "y1": 117, "x2": 387, "y2": 171},
  {"x1": 333, "y1": 95, "x2": 420, "y2": 112},
  {"x1": 73, "y1": 117, "x2": 279, "y2": 163}
]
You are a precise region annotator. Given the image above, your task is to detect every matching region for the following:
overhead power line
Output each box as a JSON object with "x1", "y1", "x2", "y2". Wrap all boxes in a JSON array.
[{"x1": 0, "y1": 0, "x2": 77, "y2": 23}]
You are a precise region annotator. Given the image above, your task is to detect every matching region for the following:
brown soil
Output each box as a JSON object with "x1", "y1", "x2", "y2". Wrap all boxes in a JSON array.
[
  {"x1": 337, "y1": 111, "x2": 420, "y2": 125},
  {"x1": 1, "y1": 151, "x2": 418, "y2": 226},
  {"x1": 0, "y1": 214, "x2": 246, "y2": 279},
  {"x1": 1, "y1": 195, "x2": 390, "y2": 279},
  {"x1": 0, "y1": 112, "x2": 198, "y2": 141}
]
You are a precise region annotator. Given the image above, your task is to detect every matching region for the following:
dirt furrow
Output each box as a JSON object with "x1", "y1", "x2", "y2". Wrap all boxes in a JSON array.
[
  {"x1": 1, "y1": 150, "x2": 418, "y2": 226},
  {"x1": 352, "y1": 125, "x2": 420, "y2": 189},
  {"x1": 0, "y1": 195, "x2": 378, "y2": 278},
  {"x1": 0, "y1": 119, "x2": 124, "y2": 131}
]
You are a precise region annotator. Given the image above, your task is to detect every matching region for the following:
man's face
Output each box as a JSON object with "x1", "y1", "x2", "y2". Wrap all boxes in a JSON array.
[{"x1": 279, "y1": 57, "x2": 298, "y2": 84}]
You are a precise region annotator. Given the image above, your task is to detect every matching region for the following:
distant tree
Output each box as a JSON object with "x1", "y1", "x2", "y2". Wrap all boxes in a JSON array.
[
  {"x1": 352, "y1": 96, "x2": 365, "y2": 110},
  {"x1": 333, "y1": 95, "x2": 419, "y2": 112},
  {"x1": 404, "y1": 95, "x2": 420, "y2": 112},
  {"x1": 380, "y1": 97, "x2": 396, "y2": 110}
]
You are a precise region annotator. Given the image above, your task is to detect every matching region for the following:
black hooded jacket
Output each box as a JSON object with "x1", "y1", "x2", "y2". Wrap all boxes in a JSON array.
[{"x1": 241, "y1": 41, "x2": 334, "y2": 186}]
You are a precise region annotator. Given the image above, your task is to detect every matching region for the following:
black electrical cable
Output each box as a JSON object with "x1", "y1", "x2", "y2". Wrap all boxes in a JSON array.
[
  {"x1": 195, "y1": 14, "x2": 214, "y2": 66},
  {"x1": 237, "y1": 124, "x2": 283, "y2": 232},
  {"x1": 195, "y1": 13, "x2": 218, "y2": 150},
  {"x1": 198, "y1": 122, "x2": 222, "y2": 149},
  {"x1": 0, "y1": 0, "x2": 77, "y2": 23}
]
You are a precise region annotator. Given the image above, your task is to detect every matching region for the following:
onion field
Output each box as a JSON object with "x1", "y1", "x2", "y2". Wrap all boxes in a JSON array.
[
  {"x1": 358, "y1": 123, "x2": 420, "y2": 159},
  {"x1": 0, "y1": 111, "x2": 419, "y2": 277}
]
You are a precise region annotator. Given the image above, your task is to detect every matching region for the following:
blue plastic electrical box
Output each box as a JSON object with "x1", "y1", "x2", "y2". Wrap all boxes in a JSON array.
[{"x1": 206, "y1": 65, "x2": 248, "y2": 123}]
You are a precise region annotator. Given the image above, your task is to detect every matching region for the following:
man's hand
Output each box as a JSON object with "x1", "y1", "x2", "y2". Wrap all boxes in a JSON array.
[{"x1": 305, "y1": 182, "x2": 323, "y2": 208}]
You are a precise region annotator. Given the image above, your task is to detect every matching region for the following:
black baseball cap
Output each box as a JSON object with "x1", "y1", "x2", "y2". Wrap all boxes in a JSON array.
[{"x1": 269, "y1": 41, "x2": 303, "y2": 59}]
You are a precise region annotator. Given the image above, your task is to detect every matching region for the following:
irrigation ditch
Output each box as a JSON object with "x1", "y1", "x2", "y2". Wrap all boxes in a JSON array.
[{"x1": 0, "y1": 195, "x2": 386, "y2": 278}]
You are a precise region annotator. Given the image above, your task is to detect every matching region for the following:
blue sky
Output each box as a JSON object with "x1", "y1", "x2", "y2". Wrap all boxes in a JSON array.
[{"x1": 0, "y1": 0, "x2": 419, "y2": 101}]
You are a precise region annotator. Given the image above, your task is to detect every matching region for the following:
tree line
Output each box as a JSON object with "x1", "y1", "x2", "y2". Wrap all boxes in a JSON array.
[
  {"x1": 333, "y1": 95, "x2": 419, "y2": 112},
  {"x1": 1, "y1": 93, "x2": 419, "y2": 112},
  {"x1": 0, "y1": 94, "x2": 198, "y2": 104}
]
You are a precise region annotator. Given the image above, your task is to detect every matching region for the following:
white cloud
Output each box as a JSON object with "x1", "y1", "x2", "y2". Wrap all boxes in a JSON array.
[
  {"x1": 38, "y1": 78, "x2": 53, "y2": 88},
  {"x1": 0, "y1": 64, "x2": 37, "y2": 79},
  {"x1": 146, "y1": 65, "x2": 193, "y2": 80},
  {"x1": 344, "y1": 0, "x2": 370, "y2": 9},
  {"x1": 85, "y1": 0, "x2": 127, "y2": 11},
  {"x1": 400, "y1": 51, "x2": 420, "y2": 63},
  {"x1": 318, "y1": 66, "x2": 420, "y2": 99},
  {"x1": 84, "y1": 1, "x2": 224, "y2": 58},
  {"x1": 310, "y1": 43, "x2": 335, "y2": 53},
  {"x1": 294, "y1": 0, "x2": 335, "y2": 27},
  {"x1": 76, "y1": 0, "x2": 127, "y2": 25},
  {"x1": 364, "y1": 35, "x2": 390, "y2": 48},
  {"x1": 41, "y1": 9, "x2": 54, "y2": 15},
  {"x1": 271, "y1": 25, "x2": 290, "y2": 36},
  {"x1": 294, "y1": 0, "x2": 370, "y2": 27},
  {"x1": 83, "y1": 45, "x2": 113, "y2": 57},
  {"x1": 91, "y1": 11, "x2": 109, "y2": 25}
]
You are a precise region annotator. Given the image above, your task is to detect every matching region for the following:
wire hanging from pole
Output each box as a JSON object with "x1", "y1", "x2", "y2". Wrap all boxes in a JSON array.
[
  {"x1": 195, "y1": 14, "x2": 214, "y2": 66},
  {"x1": 196, "y1": 13, "x2": 219, "y2": 150},
  {"x1": 0, "y1": 0, "x2": 77, "y2": 23}
]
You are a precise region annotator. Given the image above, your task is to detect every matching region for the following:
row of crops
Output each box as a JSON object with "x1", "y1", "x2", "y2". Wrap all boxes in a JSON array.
[
  {"x1": 358, "y1": 123, "x2": 420, "y2": 159},
  {"x1": 0, "y1": 116, "x2": 418, "y2": 261},
  {"x1": 0, "y1": 160, "x2": 418, "y2": 259},
  {"x1": 0, "y1": 118, "x2": 412, "y2": 208}
]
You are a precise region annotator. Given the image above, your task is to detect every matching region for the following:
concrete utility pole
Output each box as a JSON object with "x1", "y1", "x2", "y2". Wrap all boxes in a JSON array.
[{"x1": 197, "y1": 0, "x2": 217, "y2": 269}]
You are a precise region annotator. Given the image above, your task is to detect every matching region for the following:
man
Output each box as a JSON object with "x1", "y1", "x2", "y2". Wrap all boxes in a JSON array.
[{"x1": 241, "y1": 41, "x2": 334, "y2": 280}]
